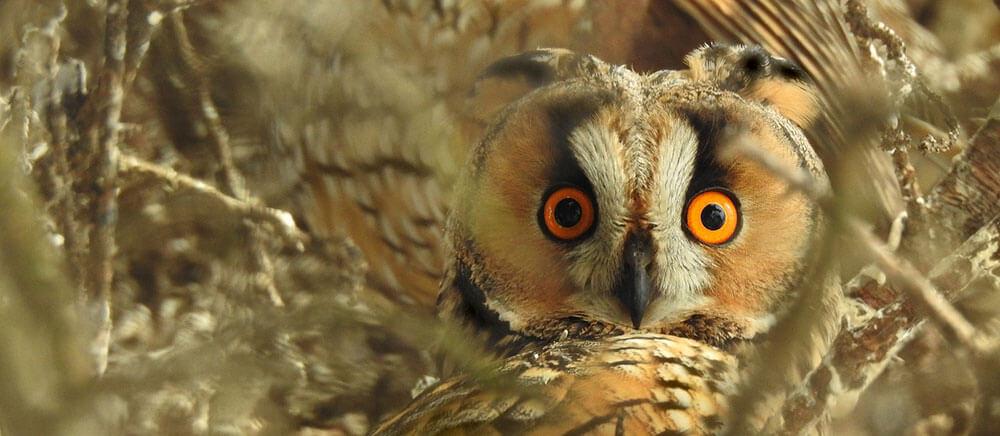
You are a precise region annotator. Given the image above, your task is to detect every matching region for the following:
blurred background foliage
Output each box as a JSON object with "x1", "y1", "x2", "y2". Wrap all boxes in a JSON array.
[{"x1": 0, "y1": 0, "x2": 998, "y2": 435}]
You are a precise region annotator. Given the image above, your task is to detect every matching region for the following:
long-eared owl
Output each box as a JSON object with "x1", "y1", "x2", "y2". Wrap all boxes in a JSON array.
[{"x1": 371, "y1": 44, "x2": 834, "y2": 435}]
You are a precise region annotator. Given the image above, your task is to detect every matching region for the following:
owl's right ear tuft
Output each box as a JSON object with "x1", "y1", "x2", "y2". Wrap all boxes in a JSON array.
[
  {"x1": 686, "y1": 44, "x2": 820, "y2": 128},
  {"x1": 469, "y1": 48, "x2": 587, "y2": 122}
]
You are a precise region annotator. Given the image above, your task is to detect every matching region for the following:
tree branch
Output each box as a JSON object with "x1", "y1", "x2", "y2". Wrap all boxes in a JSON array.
[
  {"x1": 80, "y1": 0, "x2": 129, "y2": 376},
  {"x1": 118, "y1": 153, "x2": 308, "y2": 248},
  {"x1": 168, "y1": 11, "x2": 285, "y2": 305}
]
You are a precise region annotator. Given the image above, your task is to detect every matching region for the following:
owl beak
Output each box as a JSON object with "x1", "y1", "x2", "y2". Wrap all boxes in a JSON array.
[{"x1": 617, "y1": 232, "x2": 653, "y2": 329}]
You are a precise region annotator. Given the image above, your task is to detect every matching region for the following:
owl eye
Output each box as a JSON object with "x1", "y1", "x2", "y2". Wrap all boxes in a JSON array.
[
  {"x1": 541, "y1": 186, "x2": 596, "y2": 241},
  {"x1": 685, "y1": 189, "x2": 740, "y2": 246}
]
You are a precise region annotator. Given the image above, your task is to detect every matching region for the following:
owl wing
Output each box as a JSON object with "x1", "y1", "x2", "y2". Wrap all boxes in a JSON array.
[
  {"x1": 289, "y1": 2, "x2": 590, "y2": 307},
  {"x1": 371, "y1": 335, "x2": 739, "y2": 435}
]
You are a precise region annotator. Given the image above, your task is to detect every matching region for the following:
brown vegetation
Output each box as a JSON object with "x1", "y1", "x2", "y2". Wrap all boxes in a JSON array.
[{"x1": 0, "y1": 1, "x2": 998, "y2": 434}]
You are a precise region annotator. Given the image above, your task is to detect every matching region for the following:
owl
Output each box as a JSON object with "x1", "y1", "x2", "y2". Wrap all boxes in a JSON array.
[
  {"x1": 206, "y1": 0, "x2": 961, "y2": 432},
  {"x1": 369, "y1": 44, "x2": 832, "y2": 435}
]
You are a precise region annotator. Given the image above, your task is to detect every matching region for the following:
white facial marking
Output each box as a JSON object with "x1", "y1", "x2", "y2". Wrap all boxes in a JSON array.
[
  {"x1": 563, "y1": 118, "x2": 628, "y2": 297},
  {"x1": 646, "y1": 120, "x2": 714, "y2": 321}
]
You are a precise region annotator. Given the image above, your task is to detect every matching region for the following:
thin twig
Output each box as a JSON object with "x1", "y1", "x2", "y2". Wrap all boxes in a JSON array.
[
  {"x1": 118, "y1": 153, "x2": 308, "y2": 248},
  {"x1": 0, "y1": 127, "x2": 93, "y2": 436},
  {"x1": 124, "y1": 0, "x2": 164, "y2": 89},
  {"x1": 723, "y1": 133, "x2": 991, "y2": 432},
  {"x1": 35, "y1": 4, "x2": 84, "y2": 284},
  {"x1": 168, "y1": 12, "x2": 285, "y2": 306},
  {"x1": 169, "y1": 12, "x2": 245, "y2": 198},
  {"x1": 82, "y1": 0, "x2": 130, "y2": 376},
  {"x1": 724, "y1": 136, "x2": 981, "y2": 350},
  {"x1": 883, "y1": 129, "x2": 923, "y2": 214}
]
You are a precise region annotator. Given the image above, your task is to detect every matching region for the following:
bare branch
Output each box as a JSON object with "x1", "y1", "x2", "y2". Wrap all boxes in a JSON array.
[
  {"x1": 79, "y1": 0, "x2": 130, "y2": 376},
  {"x1": 166, "y1": 11, "x2": 286, "y2": 305},
  {"x1": 782, "y1": 214, "x2": 1000, "y2": 433},
  {"x1": 909, "y1": 101, "x2": 1000, "y2": 267},
  {"x1": 34, "y1": 5, "x2": 84, "y2": 284},
  {"x1": 845, "y1": 217, "x2": 983, "y2": 349},
  {"x1": 118, "y1": 153, "x2": 308, "y2": 248},
  {"x1": 722, "y1": 129, "x2": 994, "y2": 432}
]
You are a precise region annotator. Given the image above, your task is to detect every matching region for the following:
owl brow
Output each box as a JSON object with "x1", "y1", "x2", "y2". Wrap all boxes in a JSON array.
[
  {"x1": 541, "y1": 92, "x2": 614, "y2": 188},
  {"x1": 480, "y1": 49, "x2": 557, "y2": 87},
  {"x1": 678, "y1": 108, "x2": 732, "y2": 199}
]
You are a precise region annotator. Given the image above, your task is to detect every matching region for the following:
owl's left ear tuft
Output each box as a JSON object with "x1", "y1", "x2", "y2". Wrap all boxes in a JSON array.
[
  {"x1": 469, "y1": 48, "x2": 591, "y2": 122},
  {"x1": 685, "y1": 44, "x2": 820, "y2": 128}
]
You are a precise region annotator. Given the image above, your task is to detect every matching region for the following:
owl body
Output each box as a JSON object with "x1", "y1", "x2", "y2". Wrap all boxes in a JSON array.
[
  {"x1": 373, "y1": 334, "x2": 738, "y2": 435},
  {"x1": 370, "y1": 44, "x2": 832, "y2": 435}
]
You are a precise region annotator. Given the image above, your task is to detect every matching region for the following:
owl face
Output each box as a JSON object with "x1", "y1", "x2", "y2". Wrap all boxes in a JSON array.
[{"x1": 441, "y1": 46, "x2": 827, "y2": 347}]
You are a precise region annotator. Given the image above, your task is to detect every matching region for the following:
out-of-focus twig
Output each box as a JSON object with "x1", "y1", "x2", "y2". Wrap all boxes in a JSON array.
[
  {"x1": 81, "y1": 0, "x2": 129, "y2": 376},
  {"x1": 119, "y1": 153, "x2": 308, "y2": 248},
  {"x1": 909, "y1": 100, "x2": 1000, "y2": 267},
  {"x1": 722, "y1": 131, "x2": 993, "y2": 432},
  {"x1": 0, "y1": 135, "x2": 93, "y2": 436},
  {"x1": 156, "y1": 0, "x2": 211, "y2": 13},
  {"x1": 169, "y1": 11, "x2": 284, "y2": 306},
  {"x1": 124, "y1": 0, "x2": 165, "y2": 89},
  {"x1": 169, "y1": 13, "x2": 244, "y2": 199},
  {"x1": 34, "y1": 5, "x2": 84, "y2": 284},
  {"x1": 722, "y1": 235, "x2": 842, "y2": 436}
]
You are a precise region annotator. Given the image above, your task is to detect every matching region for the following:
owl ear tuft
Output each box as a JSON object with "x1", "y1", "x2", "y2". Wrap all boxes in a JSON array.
[
  {"x1": 469, "y1": 48, "x2": 591, "y2": 122},
  {"x1": 685, "y1": 44, "x2": 820, "y2": 127}
]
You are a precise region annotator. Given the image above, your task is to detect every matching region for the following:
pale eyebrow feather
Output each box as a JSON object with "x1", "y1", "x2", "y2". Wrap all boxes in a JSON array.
[
  {"x1": 563, "y1": 116, "x2": 629, "y2": 296},
  {"x1": 645, "y1": 118, "x2": 714, "y2": 321}
]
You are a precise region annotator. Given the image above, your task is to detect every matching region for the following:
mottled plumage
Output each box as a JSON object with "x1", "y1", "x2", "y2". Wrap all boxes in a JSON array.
[
  {"x1": 373, "y1": 45, "x2": 831, "y2": 434},
  {"x1": 269, "y1": 1, "x2": 961, "y2": 434},
  {"x1": 374, "y1": 334, "x2": 738, "y2": 435},
  {"x1": 289, "y1": 1, "x2": 590, "y2": 307}
]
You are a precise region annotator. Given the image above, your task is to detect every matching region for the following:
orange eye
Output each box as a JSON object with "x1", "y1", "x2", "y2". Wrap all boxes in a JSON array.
[
  {"x1": 541, "y1": 186, "x2": 596, "y2": 241},
  {"x1": 685, "y1": 190, "x2": 740, "y2": 246}
]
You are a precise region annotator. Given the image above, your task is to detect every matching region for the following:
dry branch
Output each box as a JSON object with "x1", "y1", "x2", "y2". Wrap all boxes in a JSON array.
[
  {"x1": 35, "y1": 5, "x2": 83, "y2": 284},
  {"x1": 118, "y1": 153, "x2": 308, "y2": 248},
  {"x1": 723, "y1": 119, "x2": 995, "y2": 432},
  {"x1": 79, "y1": 0, "x2": 129, "y2": 376},
  {"x1": 168, "y1": 11, "x2": 284, "y2": 306},
  {"x1": 911, "y1": 101, "x2": 1000, "y2": 265},
  {"x1": 781, "y1": 214, "x2": 1000, "y2": 433}
]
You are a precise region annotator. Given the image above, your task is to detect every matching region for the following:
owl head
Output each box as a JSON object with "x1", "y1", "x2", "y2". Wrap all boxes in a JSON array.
[{"x1": 439, "y1": 45, "x2": 828, "y2": 349}]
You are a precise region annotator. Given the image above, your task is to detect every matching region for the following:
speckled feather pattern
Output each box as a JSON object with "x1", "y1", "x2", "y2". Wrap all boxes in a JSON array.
[{"x1": 372, "y1": 334, "x2": 739, "y2": 435}]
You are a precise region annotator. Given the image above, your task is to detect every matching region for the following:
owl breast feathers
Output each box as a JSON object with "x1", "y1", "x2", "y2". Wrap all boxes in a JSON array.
[
  {"x1": 373, "y1": 334, "x2": 738, "y2": 435},
  {"x1": 374, "y1": 44, "x2": 830, "y2": 435}
]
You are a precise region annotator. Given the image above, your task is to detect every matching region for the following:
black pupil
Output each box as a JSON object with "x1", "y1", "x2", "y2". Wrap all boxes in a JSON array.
[
  {"x1": 701, "y1": 203, "x2": 726, "y2": 231},
  {"x1": 554, "y1": 198, "x2": 582, "y2": 228}
]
